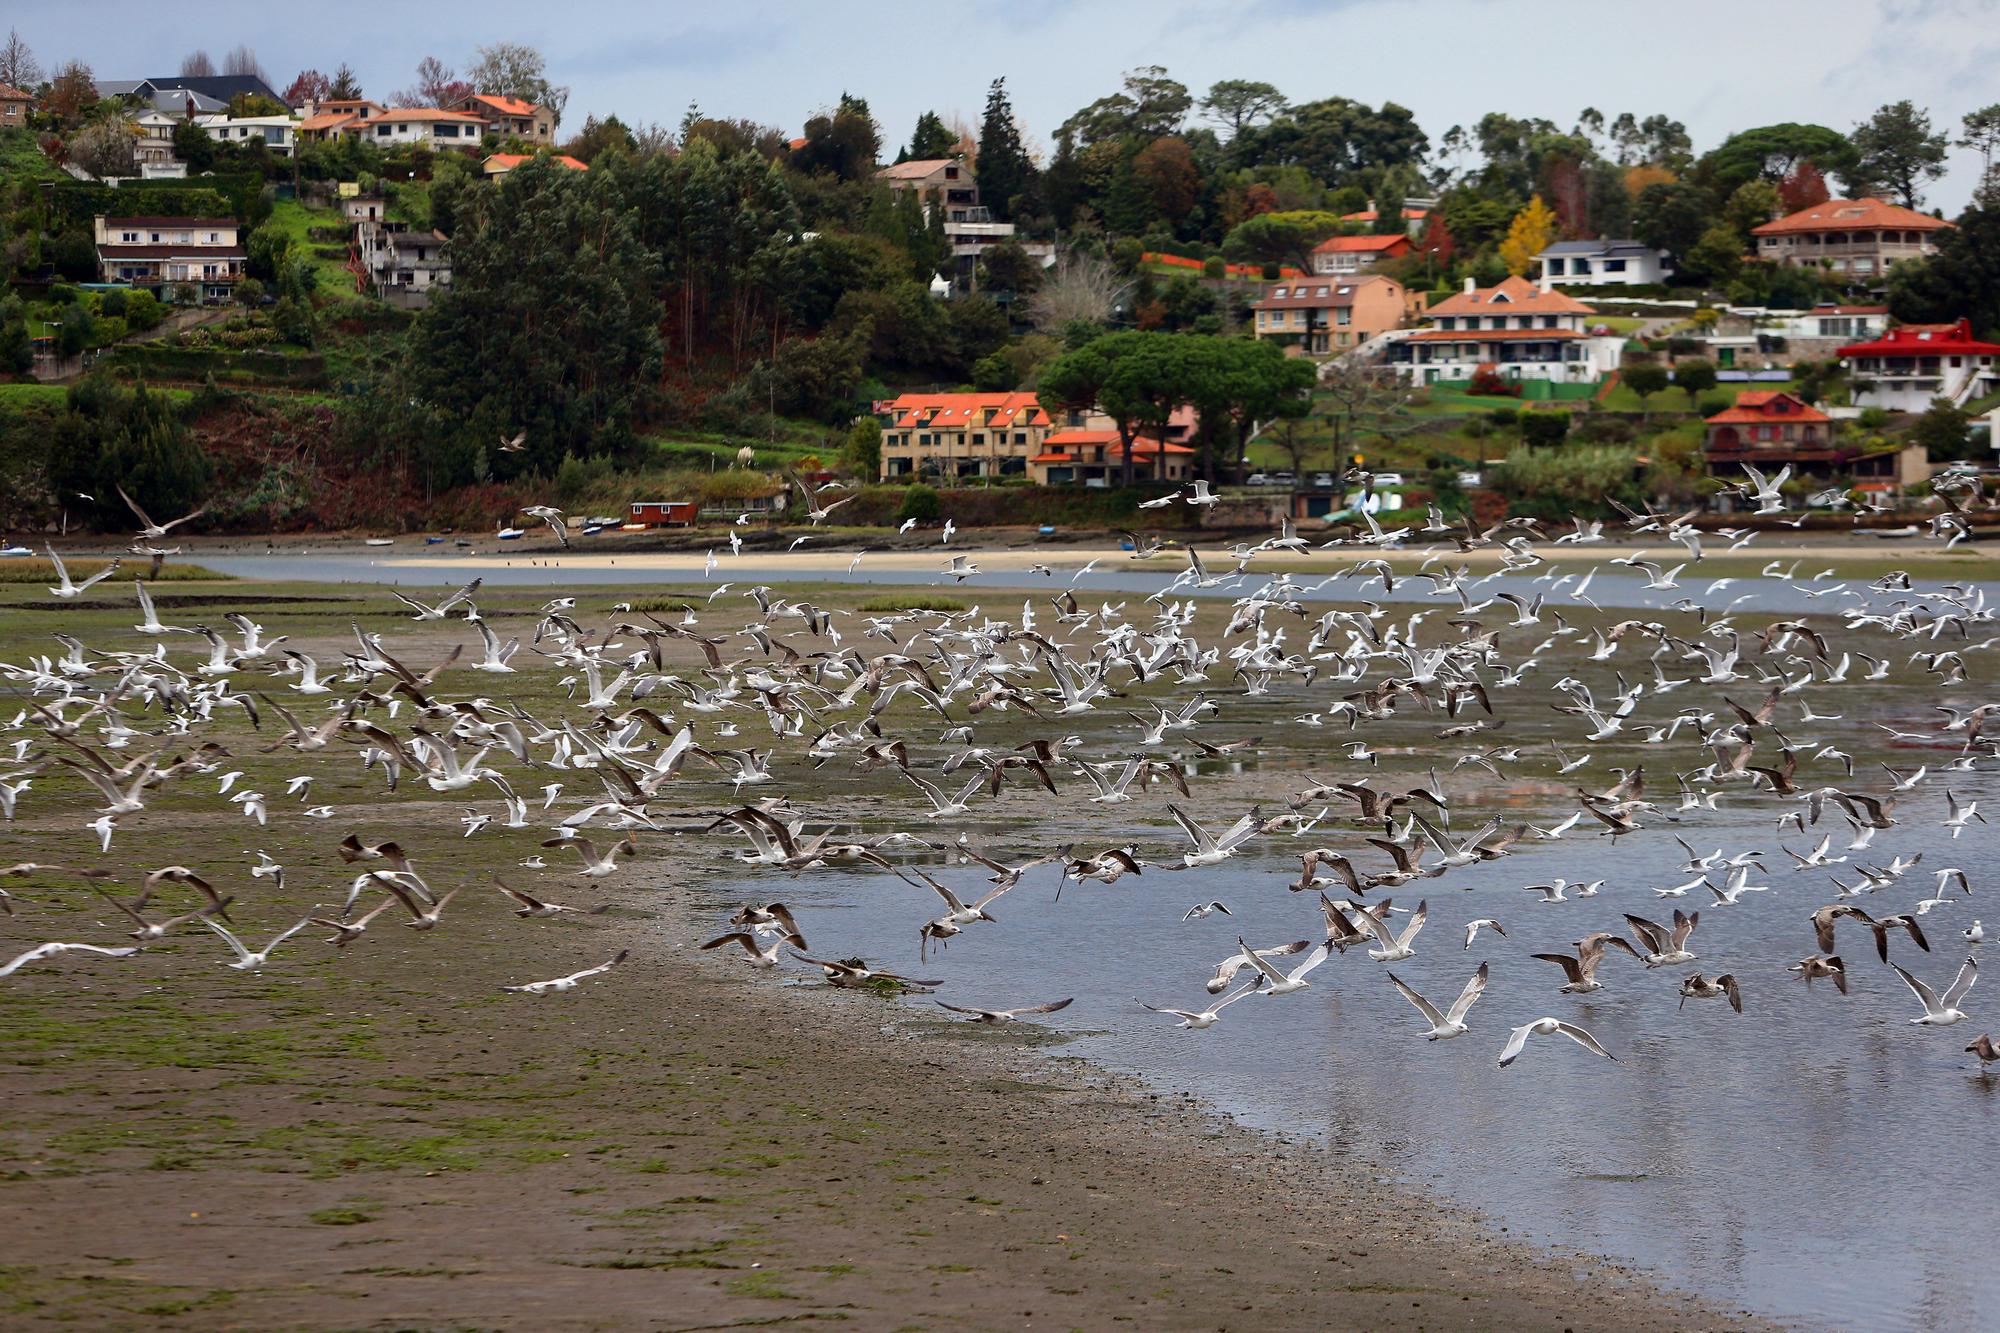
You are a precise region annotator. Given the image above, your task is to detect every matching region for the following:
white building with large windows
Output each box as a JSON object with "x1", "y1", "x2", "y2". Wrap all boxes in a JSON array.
[
  {"x1": 1535, "y1": 238, "x2": 1672, "y2": 288},
  {"x1": 1384, "y1": 276, "x2": 1622, "y2": 384}
]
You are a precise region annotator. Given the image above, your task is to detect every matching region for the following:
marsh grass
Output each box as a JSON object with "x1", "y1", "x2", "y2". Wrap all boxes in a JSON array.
[{"x1": 0, "y1": 559, "x2": 229, "y2": 584}]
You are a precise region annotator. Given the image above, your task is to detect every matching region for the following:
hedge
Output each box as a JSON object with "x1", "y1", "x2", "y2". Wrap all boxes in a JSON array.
[
  {"x1": 105, "y1": 344, "x2": 328, "y2": 386},
  {"x1": 835, "y1": 484, "x2": 1205, "y2": 529}
]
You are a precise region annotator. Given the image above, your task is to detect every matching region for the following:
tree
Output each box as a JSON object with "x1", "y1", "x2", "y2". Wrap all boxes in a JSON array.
[
  {"x1": 976, "y1": 78, "x2": 1033, "y2": 222},
  {"x1": 401, "y1": 159, "x2": 662, "y2": 488},
  {"x1": 1962, "y1": 104, "x2": 2000, "y2": 186},
  {"x1": 327, "y1": 63, "x2": 363, "y2": 100},
  {"x1": 1221, "y1": 209, "x2": 1345, "y2": 271},
  {"x1": 1673, "y1": 359, "x2": 1717, "y2": 396},
  {"x1": 1235, "y1": 96, "x2": 1428, "y2": 184},
  {"x1": 976, "y1": 239, "x2": 1042, "y2": 296},
  {"x1": 467, "y1": 41, "x2": 568, "y2": 122},
  {"x1": 1621, "y1": 362, "x2": 1670, "y2": 418},
  {"x1": 1201, "y1": 79, "x2": 1286, "y2": 141},
  {"x1": 1778, "y1": 159, "x2": 1830, "y2": 214},
  {"x1": 842, "y1": 416, "x2": 882, "y2": 477},
  {"x1": 1886, "y1": 203, "x2": 2000, "y2": 337},
  {"x1": 1695, "y1": 123, "x2": 1858, "y2": 197},
  {"x1": 45, "y1": 59, "x2": 96, "y2": 128},
  {"x1": 1722, "y1": 178, "x2": 1782, "y2": 241},
  {"x1": 793, "y1": 93, "x2": 879, "y2": 181},
  {"x1": 179, "y1": 50, "x2": 216, "y2": 78},
  {"x1": 396, "y1": 55, "x2": 471, "y2": 109},
  {"x1": 1038, "y1": 333, "x2": 1191, "y2": 485},
  {"x1": 1912, "y1": 398, "x2": 1974, "y2": 461},
  {"x1": 0, "y1": 28, "x2": 40, "y2": 91},
  {"x1": 1633, "y1": 179, "x2": 1713, "y2": 268},
  {"x1": 1023, "y1": 249, "x2": 1128, "y2": 332},
  {"x1": 222, "y1": 45, "x2": 268, "y2": 83},
  {"x1": 1184, "y1": 337, "x2": 1317, "y2": 483},
  {"x1": 1498, "y1": 195, "x2": 1557, "y2": 277},
  {"x1": 1685, "y1": 224, "x2": 1744, "y2": 285},
  {"x1": 68, "y1": 119, "x2": 135, "y2": 178},
  {"x1": 283, "y1": 68, "x2": 331, "y2": 108},
  {"x1": 901, "y1": 111, "x2": 957, "y2": 162},
  {"x1": 171, "y1": 120, "x2": 218, "y2": 172},
  {"x1": 1133, "y1": 136, "x2": 1200, "y2": 222},
  {"x1": 1850, "y1": 100, "x2": 1949, "y2": 208}
]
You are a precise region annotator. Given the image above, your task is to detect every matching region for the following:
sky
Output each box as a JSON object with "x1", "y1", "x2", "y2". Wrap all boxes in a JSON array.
[{"x1": 16, "y1": 0, "x2": 2000, "y2": 211}]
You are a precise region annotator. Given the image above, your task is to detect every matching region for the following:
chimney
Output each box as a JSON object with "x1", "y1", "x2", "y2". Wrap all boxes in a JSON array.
[{"x1": 1464, "y1": 276, "x2": 1477, "y2": 296}]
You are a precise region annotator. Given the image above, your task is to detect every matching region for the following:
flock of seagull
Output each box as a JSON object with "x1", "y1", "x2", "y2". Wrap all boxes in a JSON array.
[{"x1": 3, "y1": 461, "x2": 1999, "y2": 1083}]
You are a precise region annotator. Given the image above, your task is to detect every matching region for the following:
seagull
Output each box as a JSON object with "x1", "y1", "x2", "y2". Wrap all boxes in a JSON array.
[
  {"x1": 1790, "y1": 953, "x2": 1850, "y2": 994},
  {"x1": 1463, "y1": 918, "x2": 1507, "y2": 950},
  {"x1": 390, "y1": 577, "x2": 482, "y2": 621},
  {"x1": 1497, "y1": 1017, "x2": 1617, "y2": 1067},
  {"x1": 1966, "y1": 921, "x2": 1986, "y2": 945},
  {"x1": 1625, "y1": 910, "x2": 1700, "y2": 966},
  {"x1": 1533, "y1": 934, "x2": 1639, "y2": 993},
  {"x1": 541, "y1": 835, "x2": 638, "y2": 877},
  {"x1": 1136, "y1": 985, "x2": 1258, "y2": 1029},
  {"x1": 701, "y1": 930, "x2": 801, "y2": 969},
  {"x1": 1182, "y1": 901, "x2": 1232, "y2": 922},
  {"x1": 203, "y1": 916, "x2": 313, "y2": 971},
  {"x1": 1888, "y1": 956, "x2": 1976, "y2": 1026},
  {"x1": 935, "y1": 997, "x2": 1073, "y2": 1024},
  {"x1": 1237, "y1": 934, "x2": 1332, "y2": 995},
  {"x1": 309, "y1": 896, "x2": 400, "y2": 947},
  {"x1": 117, "y1": 484, "x2": 206, "y2": 538},
  {"x1": 1943, "y1": 791, "x2": 1987, "y2": 838},
  {"x1": 0, "y1": 941, "x2": 142, "y2": 978},
  {"x1": 1678, "y1": 972, "x2": 1743, "y2": 1013},
  {"x1": 1168, "y1": 804, "x2": 1263, "y2": 867},
  {"x1": 1355, "y1": 898, "x2": 1429, "y2": 961},
  {"x1": 501, "y1": 950, "x2": 631, "y2": 994},
  {"x1": 1387, "y1": 962, "x2": 1489, "y2": 1039},
  {"x1": 790, "y1": 953, "x2": 943, "y2": 989},
  {"x1": 44, "y1": 545, "x2": 120, "y2": 599},
  {"x1": 494, "y1": 879, "x2": 610, "y2": 918},
  {"x1": 1967, "y1": 1034, "x2": 2000, "y2": 1070}
]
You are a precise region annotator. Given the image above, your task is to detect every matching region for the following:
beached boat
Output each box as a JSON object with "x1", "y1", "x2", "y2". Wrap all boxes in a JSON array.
[{"x1": 364, "y1": 538, "x2": 394, "y2": 547}]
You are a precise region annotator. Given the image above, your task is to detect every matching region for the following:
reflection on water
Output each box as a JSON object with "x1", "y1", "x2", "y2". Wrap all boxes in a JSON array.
[{"x1": 724, "y1": 781, "x2": 1999, "y2": 1332}]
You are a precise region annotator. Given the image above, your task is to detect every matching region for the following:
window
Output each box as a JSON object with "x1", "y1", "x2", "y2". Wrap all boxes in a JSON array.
[
  {"x1": 1013, "y1": 433, "x2": 1026, "y2": 445},
  {"x1": 121, "y1": 231, "x2": 138, "y2": 243},
  {"x1": 1336, "y1": 308, "x2": 1351, "y2": 325},
  {"x1": 971, "y1": 433, "x2": 985, "y2": 445},
  {"x1": 377, "y1": 124, "x2": 391, "y2": 137},
  {"x1": 1604, "y1": 258, "x2": 1626, "y2": 272},
  {"x1": 1546, "y1": 258, "x2": 1564, "y2": 275}
]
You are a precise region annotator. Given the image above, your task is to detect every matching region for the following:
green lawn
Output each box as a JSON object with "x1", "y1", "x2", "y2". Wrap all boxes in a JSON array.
[
  {"x1": 1597, "y1": 379, "x2": 1800, "y2": 414},
  {"x1": 0, "y1": 383, "x2": 70, "y2": 409},
  {"x1": 263, "y1": 198, "x2": 366, "y2": 304}
]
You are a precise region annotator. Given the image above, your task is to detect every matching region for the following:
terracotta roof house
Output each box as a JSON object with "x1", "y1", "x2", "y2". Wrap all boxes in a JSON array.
[
  {"x1": 875, "y1": 391, "x2": 1056, "y2": 481},
  {"x1": 1751, "y1": 198, "x2": 1951, "y2": 281},
  {"x1": 0, "y1": 83, "x2": 31, "y2": 129},
  {"x1": 457, "y1": 93, "x2": 555, "y2": 142},
  {"x1": 354, "y1": 107, "x2": 489, "y2": 148},
  {"x1": 1387, "y1": 277, "x2": 1619, "y2": 385},
  {"x1": 1837, "y1": 318, "x2": 2000, "y2": 413},
  {"x1": 1252, "y1": 274, "x2": 1412, "y2": 355},
  {"x1": 297, "y1": 100, "x2": 387, "y2": 141},
  {"x1": 1340, "y1": 201, "x2": 1432, "y2": 236},
  {"x1": 1703, "y1": 389, "x2": 1927, "y2": 489},
  {"x1": 1308, "y1": 232, "x2": 1412, "y2": 276},
  {"x1": 483, "y1": 152, "x2": 589, "y2": 178},
  {"x1": 1030, "y1": 431, "x2": 1194, "y2": 486}
]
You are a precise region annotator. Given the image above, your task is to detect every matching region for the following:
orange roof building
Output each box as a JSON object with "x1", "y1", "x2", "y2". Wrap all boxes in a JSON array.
[
  {"x1": 1750, "y1": 198, "x2": 1951, "y2": 280},
  {"x1": 876, "y1": 392, "x2": 1057, "y2": 482},
  {"x1": 457, "y1": 93, "x2": 555, "y2": 142},
  {"x1": 1702, "y1": 388, "x2": 1928, "y2": 488},
  {"x1": 0, "y1": 82, "x2": 31, "y2": 131},
  {"x1": 483, "y1": 152, "x2": 589, "y2": 178},
  {"x1": 1029, "y1": 431, "x2": 1194, "y2": 486},
  {"x1": 1387, "y1": 277, "x2": 1618, "y2": 386},
  {"x1": 1308, "y1": 232, "x2": 1412, "y2": 276}
]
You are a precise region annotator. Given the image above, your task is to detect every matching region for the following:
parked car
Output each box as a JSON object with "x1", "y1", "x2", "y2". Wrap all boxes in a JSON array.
[
  {"x1": 1372, "y1": 471, "x2": 1405, "y2": 487},
  {"x1": 1311, "y1": 472, "x2": 1335, "y2": 488},
  {"x1": 1245, "y1": 473, "x2": 1272, "y2": 486},
  {"x1": 1271, "y1": 471, "x2": 1297, "y2": 486}
]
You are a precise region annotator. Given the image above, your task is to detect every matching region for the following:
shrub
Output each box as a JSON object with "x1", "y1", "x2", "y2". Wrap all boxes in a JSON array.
[
  {"x1": 1466, "y1": 365, "x2": 1521, "y2": 397},
  {"x1": 1697, "y1": 392, "x2": 1733, "y2": 417},
  {"x1": 1202, "y1": 255, "x2": 1226, "y2": 280},
  {"x1": 1673, "y1": 359, "x2": 1718, "y2": 396},
  {"x1": 1858, "y1": 406, "x2": 1890, "y2": 431},
  {"x1": 124, "y1": 289, "x2": 164, "y2": 331},
  {"x1": 1519, "y1": 411, "x2": 1571, "y2": 447},
  {"x1": 895, "y1": 482, "x2": 940, "y2": 524},
  {"x1": 1487, "y1": 406, "x2": 1519, "y2": 428},
  {"x1": 1667, "y1": 336, "x2": 1701, "y2": 357},
  {"x1": 235, "y1": 277, "x2": 266, "y2": 307},
  {"x1": 99, "y1": 290, "x2": 128, "y2": 318}
]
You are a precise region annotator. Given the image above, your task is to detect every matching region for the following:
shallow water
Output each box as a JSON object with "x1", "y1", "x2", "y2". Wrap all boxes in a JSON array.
[{"x1": 717, "y1": 760, "x2": 2000, "y2": 1332}]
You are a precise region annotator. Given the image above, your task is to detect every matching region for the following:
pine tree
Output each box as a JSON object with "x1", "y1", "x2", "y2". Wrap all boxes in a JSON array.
[{"x1": 976, "y1": 78, "x2": 1033, "y2": 222}]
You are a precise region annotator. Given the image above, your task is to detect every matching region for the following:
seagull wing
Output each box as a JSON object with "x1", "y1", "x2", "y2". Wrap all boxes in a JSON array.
[
  {"x1": 1445, "y1": 962, "x2": 1490, "y2": 1023},
  {"x1": 1889, "y1": 961, "x2": 1943, "y2": 1015},
  {"x1": 1387, "y1": 972, "x2": 1447, "y2": 1028},
  {"x1": 1942, "y1": 957, "x2": 1978, "y2": 1010},
  {"x1": 1549, "y1": 1020, "x2": 1616, "y2": 1059},
  {"x1": 1497, "y1": 1023, "x2": 1535, "y2": 1067}
]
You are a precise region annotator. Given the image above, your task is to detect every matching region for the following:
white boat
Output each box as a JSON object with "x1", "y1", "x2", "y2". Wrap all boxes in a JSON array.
[
  {"x1": 0, "y1": 544, "x2": 32, "y2": 557},
  {"x1": 364, "y1": 537, "x2": 394, "y2": 547},
  {"x1": 1863, "y1": 525, "x2": 1922, "y2": 539},
  {"x1": 497, "y1": 527, "x2": 525, "y2": 540}
]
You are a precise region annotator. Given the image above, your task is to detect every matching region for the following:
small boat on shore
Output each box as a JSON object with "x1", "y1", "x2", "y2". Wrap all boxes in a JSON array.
[
  {"x1": 364, "y1": 537, "x2": 394, "y2": 547},
  {"x1": 497, "y1": 527, "x2": 525, "y2": 540}
]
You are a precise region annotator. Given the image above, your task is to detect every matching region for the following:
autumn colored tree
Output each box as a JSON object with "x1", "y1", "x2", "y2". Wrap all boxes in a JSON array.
[
  {"x1": 1417, "y1": 213, "x2": 1457, "y2": 269},
  {"x1": 1539, "y1": 156, "x2": 1590, "y2": 236},
  {"x1": 1498, "y1": 195, "x2": 1558, "y2": 276},
  {"x1": 45, "y1": 59, "x2": 96, "y2": 128},
  {"x1": 1623, "y1": 164, "x2": 1675, "y2": 199},
  {"x1": 1242, "y1": 182, "x2": 1278, "y2": 219},
  {"x1": 283, "y1": 69, "x2": 331, "y2": 107},
  {"x1": 1778, "y1": 159, "x2": 1829, "y2": 213},
  {"x1": 1133, "y1": 136, "x2": 1200, "y2": 221}
]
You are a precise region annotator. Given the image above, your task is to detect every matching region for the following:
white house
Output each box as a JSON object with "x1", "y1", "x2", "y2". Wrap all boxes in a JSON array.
[
  {"x1": 357, "y1": 219, "x2": 450, "y2": 309},
  {"x1": 1385, "y1": 276, "x2": 1622, "y2": 385},
  {"x1": 195, "y1": 114, "x2": 297, "y2": 156},
  {"x1": 355, "y1": 108, "x2": 489, "y2": 148},
  {"x1": 93, "y1": 214, "x2": 245, "y2": 303},
  {"x1": 1535, "y1": 239, "x2": 1673, "y2": 289}
]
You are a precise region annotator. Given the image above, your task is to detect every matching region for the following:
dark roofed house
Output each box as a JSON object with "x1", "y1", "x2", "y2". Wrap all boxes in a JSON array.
[
  {"x1": 102, "y1": 73, "x2": 287, "y2": 108},
  {"x1": 92, "y1": 214, "x2": 245, "y2": 303}
]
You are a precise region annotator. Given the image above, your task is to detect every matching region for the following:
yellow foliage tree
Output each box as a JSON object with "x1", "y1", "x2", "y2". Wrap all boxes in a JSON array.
[
  {"x1": 1623, "y1": 164, "x2": 1676, "y2": 199},
  {"x1": 1498, "y1": 195, "x2": 1559, "y2": 277}
]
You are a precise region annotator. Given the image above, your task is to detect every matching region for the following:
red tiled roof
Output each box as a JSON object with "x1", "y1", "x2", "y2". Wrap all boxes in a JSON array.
[
  {"x1": 1426, "y1": 276, "x2": 1595, "y2": 318},
  {"x1": 299, "y1": 112, "x2": 359, "y2": 133},
  {"x1": 1341, "y1": 206, "x2": 1429, "y2": 223},
  {"x1": 1402, "y1": 328, "x2": 1585, "y2": 342},
  {"x1": 1838, "y1": 318, "x2": 2000, "y2": 358},
  {"x1": 1705, "y1": 391, "x2": 1830, "y2": 425},
  {"x1": 1029, "y1": 452, "x2": 1077, "y2": 464},
  {"x1": 464, "y1": 93, "x2": 543, "y2": 117},
  {"x1": 1253, "y1": 275, "x2": 1392, "y2": 310},
  {"x1": 883, "y1": 392, "x2": 1047, "y2": 429},
  {"x1": 876, "y1": 158, "x2": 960, "y2": 180},
  {"x1": 1752, "y1": 197, "x2": 1951, "y2": 236},
  {"x1": 485, "y1": 153, "x2": 588, "y2": 171},
  {"x1": 1041, "y1": 430, "x2": 1192, "y2": 456},
  {"x1": 1311, "y1": 234, "x2": 1411, "y2": 255},
  {"x1": 0, "y1": 84, "x2": 30, "y2": 101}
]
